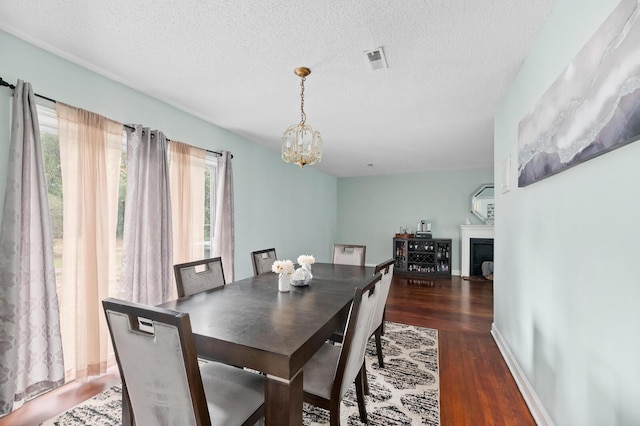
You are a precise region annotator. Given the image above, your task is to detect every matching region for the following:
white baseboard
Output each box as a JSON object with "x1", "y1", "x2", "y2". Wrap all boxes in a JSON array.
[{"x1": 491, "y1": 323, "x2": 553, "y2": 426}]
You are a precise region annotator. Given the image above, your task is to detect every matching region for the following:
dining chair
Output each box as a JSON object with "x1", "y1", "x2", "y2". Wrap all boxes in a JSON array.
[
  {"x1": 332, "y1": 244, "x2": 366, "y2": 266},
  {"x1": 250, "y1": 248, "x2": 277, "y2": 276},
  {"x1": 102, "y1": 297, "x2": 264, "y2": 426},
  {"x1": 329, "y1": 259, "x2": 395, "y2": 367},
  {"x1": 302, "y1": 272, "x2": 382, "y2": 425},
  {"x1": 174, "y1": 257, "x2": 225, "y2": 298},
  {"x1": 370, "y1": 258, "x2": 395, "y2": 368},
  {"x1": 325, "y1": 259, "x2": 394, "y2": 398}
]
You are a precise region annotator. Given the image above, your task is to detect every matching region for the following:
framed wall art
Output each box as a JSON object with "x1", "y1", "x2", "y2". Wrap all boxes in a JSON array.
[{"x1": 518, "y1": 0, "x2": 640, "y2": 187}]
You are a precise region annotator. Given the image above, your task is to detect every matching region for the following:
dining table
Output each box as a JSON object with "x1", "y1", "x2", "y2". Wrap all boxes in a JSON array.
[{"x1": 158, "y1": 261, "x2": 375, "y2": 425}]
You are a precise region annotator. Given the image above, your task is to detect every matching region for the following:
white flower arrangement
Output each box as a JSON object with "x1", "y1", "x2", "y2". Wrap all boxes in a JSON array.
[
  {"x1": 271, "y1": 260, "x2": 294, "y2": 275},
  {"x1": 297, "y1": 255, "x2": 316, "y2": 265}
]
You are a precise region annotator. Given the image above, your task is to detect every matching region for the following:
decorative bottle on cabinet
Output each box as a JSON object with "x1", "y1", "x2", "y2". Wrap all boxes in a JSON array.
[{"x1": 394, "y1": 239, "x2": 408, "y2": 270}]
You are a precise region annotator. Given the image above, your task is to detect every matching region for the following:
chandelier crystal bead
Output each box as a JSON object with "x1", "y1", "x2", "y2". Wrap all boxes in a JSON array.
[{"x1": 282, "y1": 67, "x2": 323, "y2": 168}]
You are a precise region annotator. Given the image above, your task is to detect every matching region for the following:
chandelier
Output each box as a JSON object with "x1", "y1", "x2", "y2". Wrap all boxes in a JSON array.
[{"x1": 282, "y1": 67, "x2": 323, "y2": 168}]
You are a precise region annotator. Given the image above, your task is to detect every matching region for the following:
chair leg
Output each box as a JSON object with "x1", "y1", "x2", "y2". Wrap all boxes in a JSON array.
[
  {"x1": 375, "y1": 329, "x2": 384, "y2": 368},
  {"x1": 330, "y1": 399, "x2": 342, "y2": 426},
  {"x1": 363, "y1": 363, "x2": 370, "y2": 395},
  {"x1": 355, "y1": 367, "x2": 368, "y2": 423}
]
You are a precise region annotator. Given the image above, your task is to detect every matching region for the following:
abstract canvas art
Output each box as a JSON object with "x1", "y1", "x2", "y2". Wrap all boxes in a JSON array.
[{"x1": 518, "y1": 0, "x2": 640, "y2": 187}]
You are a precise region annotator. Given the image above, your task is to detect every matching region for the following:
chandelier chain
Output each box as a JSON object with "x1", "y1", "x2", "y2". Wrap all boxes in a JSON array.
[{"x1": 299, "y1": 76, "x2": 306, "y2": 125}]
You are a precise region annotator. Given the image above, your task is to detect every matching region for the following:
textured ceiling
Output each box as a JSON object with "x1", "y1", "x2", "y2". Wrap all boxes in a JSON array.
[{"x1": 0, "y1": 0, "x2": 555, "y2": 177}]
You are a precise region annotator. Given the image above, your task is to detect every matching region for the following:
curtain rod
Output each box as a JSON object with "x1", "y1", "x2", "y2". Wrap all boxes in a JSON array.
[{"x1": 0, "y1": 77, "x2": 231, "y2": 158}]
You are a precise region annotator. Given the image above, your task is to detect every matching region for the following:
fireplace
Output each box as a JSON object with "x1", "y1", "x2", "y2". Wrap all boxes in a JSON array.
[
  {"x1": 470, "y1": 238, "x2": 494, "y2": 277},
  {"x1": 460, "y1": 225, "x2": 494, "y2": 277}
]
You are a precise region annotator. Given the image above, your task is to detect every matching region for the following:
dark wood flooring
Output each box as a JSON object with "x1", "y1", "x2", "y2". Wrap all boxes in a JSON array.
[
  {"x1": 386, "y1": 275, "x2": 534, "y2": 425},
  {"x1": 0, "y1": 366, "x2": 120, "y2": 426},
  {"x1": 1, "y1": 275, "x2": 534, "y2": 425}
]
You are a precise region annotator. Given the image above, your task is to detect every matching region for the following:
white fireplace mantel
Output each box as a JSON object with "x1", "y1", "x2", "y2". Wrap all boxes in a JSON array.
[{"x1": 460, "y1": 225, "x2": 494, "y2": 277}]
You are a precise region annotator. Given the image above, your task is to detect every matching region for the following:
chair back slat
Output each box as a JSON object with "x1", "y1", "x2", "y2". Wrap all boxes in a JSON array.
[
  {"x1": 103, "y1": 298, "x2": 210, "y2": 425},
  {"x1": 174, "y1": 257, "x2": 225, "y2": 298},
  {"x1": 370, "y1": 259, "x2": 395, "y2": 335},
  {"x1": 335, "y1": 272, "x2": 381, "y2": 399},
  {"x1": 251, "y1": 248, "x2": 277, "y2": 276},
  {"x1": 332, "y1": 244, "x2": 366, "y2": 266}
]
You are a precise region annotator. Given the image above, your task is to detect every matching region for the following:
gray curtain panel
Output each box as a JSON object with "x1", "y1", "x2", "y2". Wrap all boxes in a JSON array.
[
  {"x1": 0, "y1": 80, "x2": 64, "y2": 414},
  {"x1": 212, "y1": 151, "x2": 234, "y2": 283},
  {"x1": 120, "y1": 126, "x2": 173, "y2": 305}
]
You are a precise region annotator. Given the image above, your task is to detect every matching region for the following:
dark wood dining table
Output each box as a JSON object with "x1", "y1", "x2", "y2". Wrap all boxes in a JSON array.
[{"x1": 158, "y1": 262, "x2": 375, "y2": 425}]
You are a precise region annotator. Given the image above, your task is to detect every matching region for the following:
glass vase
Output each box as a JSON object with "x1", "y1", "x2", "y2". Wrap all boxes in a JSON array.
[{"x1": 278, "y1": 273, "x2": 291, "y2": 292}]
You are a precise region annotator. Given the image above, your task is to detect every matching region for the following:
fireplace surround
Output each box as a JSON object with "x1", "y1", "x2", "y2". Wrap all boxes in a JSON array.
[
  {"x1": 460, "y1": 225, "x2": 494, "y2": 277},
  {"x1": 470, "y1": 238, "x2": 494, "y2": 277}
]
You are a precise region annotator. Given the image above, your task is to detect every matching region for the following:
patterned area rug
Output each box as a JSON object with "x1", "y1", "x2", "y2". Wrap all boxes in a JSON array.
[{"x1": 41, "y1": 322, "x2": 439, "y2": 425}]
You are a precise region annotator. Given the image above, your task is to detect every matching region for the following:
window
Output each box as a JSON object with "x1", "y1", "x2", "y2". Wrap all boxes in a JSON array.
[
  {"x1": 204, "y1": 154, "x2": 217, "y2": 258},
  {"x1": 38, "y1": 102, "x2": 217, "y2": 381},
  {"x1": 38, "y1": 104, "x2": 64, "y2": 294},
  {"x1": 38, "y1": 103, "x2": 127, "y2": 299}
]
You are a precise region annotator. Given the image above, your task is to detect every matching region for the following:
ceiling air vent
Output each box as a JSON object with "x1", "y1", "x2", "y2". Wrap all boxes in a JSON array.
[{"x1": 364, "y1": 47, "x2": 388, "y2": 71}]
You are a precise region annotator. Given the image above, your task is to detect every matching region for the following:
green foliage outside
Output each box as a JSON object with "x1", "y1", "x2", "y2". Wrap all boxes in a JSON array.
[
  {"x1": 205, "y1": 168, "x2": 211, "y2": 241},
  {"x1": 41, "y1": 130, "x2": 211, "y2": 260},
  {"x1": 41, "y1": 132, "x2": 128, "y2": 240},
  {"x1": 117, "y1": 151, "x2": 127, "y2": 239},
  {"x1": 41, "y1": 133, "x2": 63, "y2": 239}
]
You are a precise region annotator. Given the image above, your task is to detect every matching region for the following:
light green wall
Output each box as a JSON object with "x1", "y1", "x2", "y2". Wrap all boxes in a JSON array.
[
  {"x1": 336, "y1": 168, "x2": 493, "y2": 272},
  {"x1": 495, "y1": 0, "x2": 640, "y2": 424},
  {"x1": 0, "y1": 30, "x2": 338, "y2": 280}
]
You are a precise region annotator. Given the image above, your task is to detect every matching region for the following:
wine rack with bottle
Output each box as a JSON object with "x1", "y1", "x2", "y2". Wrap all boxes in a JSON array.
[{"x1": 393, "y1": 237, "x2": 452, "y2": 276}]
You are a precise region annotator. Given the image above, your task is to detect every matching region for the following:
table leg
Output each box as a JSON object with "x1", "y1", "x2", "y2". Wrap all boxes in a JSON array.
[{"x1": 264, "y1": 370, "x2": 303, "y2": 425}]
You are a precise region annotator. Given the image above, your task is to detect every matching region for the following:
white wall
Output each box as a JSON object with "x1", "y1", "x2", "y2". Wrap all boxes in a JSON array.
[
  {"x1": 337, "y1": 168, "x2": 493, "y2": 271},
  {"x1": 494, "y1": 0, "x2": 640, "y2": 424},
  {"x1": 0, "y1": 30, "x2": 338, "y2": 279}
]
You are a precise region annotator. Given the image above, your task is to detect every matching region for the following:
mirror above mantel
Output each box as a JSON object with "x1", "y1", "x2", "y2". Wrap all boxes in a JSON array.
[{"x1": 471, "y1": 184, "x2": 495, "y2": 224}]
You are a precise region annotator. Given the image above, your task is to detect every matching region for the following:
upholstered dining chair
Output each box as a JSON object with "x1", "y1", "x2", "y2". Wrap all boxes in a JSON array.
[
  {"x1": 174, "y1": 257, "x2": 225, "y2": 298},
  {"x1": 330, "y1": 259, "x2": 395, "y2": 367},
  {"x1": 102, "y1": 297, "x2": 265, "y2": 426},
  {"x1": 302, "y1": 272, "x2": 382, "y2": 425},
  {"x1": 250, "y1": 248, "x2": 277, "y2": 276},
  {"x1": 370, "y1": 258, "x2": 395, "y2": 368},
  {"x1": 332, "y1": 244, "x2": 366, "y2": 266}
]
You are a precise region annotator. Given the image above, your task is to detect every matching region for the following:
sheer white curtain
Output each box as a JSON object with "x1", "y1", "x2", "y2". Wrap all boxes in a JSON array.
[
  {"x1": 56, "y1": 102, "x2": 123, "y2": 382},
  {"x1": 212, "y1": 151, "x2": 234, "y2": 283},
  {"x1": 0, "y1": 81, "x2": 64, "y2": 414},
  {"x1": 120, "y1": 126, "x2": 173, "y2": 305},
  {"x1": 169, "y1": 141, "x2": 206, "y2": 272}
]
